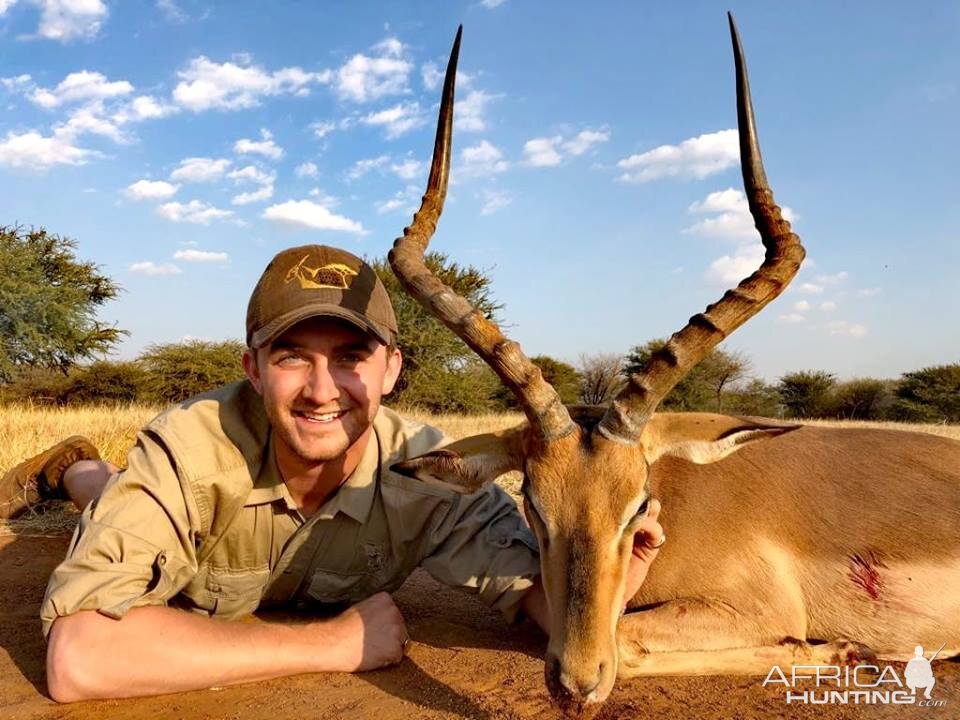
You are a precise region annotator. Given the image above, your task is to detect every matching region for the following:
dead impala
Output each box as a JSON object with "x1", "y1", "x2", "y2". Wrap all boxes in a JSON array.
[{"x1": 390, "y1": 18, "x2": 960, "y2": 716}]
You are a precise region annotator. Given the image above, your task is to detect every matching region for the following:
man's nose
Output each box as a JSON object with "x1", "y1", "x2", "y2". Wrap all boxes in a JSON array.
[{"x1": 302, "y1": 360, "x2": 339, "y2": 405}]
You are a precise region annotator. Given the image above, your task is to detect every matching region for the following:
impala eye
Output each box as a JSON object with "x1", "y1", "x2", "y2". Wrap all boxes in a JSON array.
[{"x1": 634, "y1": 498, "x2": 650, "y2": 520}]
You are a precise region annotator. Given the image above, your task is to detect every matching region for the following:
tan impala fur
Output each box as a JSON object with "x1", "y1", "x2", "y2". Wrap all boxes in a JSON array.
[{"x1": 387, "y1": 18, "x2": 960, "y2": 717}]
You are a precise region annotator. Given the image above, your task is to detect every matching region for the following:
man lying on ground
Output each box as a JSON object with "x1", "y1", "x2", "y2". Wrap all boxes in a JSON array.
[{"x1": 0, "y1": 244, "x2": 665, "y2": 702}]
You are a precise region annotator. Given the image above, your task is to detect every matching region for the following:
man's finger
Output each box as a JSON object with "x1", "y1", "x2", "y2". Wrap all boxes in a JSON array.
[{"x1": 646, "y1": 498, "x2": 661, "y2": 521}]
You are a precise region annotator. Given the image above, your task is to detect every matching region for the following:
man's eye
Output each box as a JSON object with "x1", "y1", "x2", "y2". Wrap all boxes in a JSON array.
[{"x1": 277, "y1": 354, "x2": 304, "y2": 366}]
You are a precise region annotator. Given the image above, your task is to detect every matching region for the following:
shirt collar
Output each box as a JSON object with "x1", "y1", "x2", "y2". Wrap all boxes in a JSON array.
[
  {"x1": 243, "y1": 420, "x2": 381, "y2": 525},
  {"x1": 243, "y1": 433, "x2": 302, "y2": 515},
  {"x1": 313, "y1": 422, "x2": 380, "y2": 523}
]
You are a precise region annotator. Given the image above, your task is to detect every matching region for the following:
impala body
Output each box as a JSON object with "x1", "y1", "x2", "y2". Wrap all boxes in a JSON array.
[{"x1": 387, "y1": 18, "x2": 960, "y2": 717}]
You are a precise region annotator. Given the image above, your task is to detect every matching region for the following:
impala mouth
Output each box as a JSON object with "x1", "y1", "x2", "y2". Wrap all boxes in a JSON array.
[{"x1": 294, "y1": 409, "x2": 348, "y2": 424}]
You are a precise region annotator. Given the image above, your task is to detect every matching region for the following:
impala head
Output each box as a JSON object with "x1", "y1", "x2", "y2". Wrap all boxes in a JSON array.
[{"x1": 390, "y1": 17, "x2": 805, "y2": 715}]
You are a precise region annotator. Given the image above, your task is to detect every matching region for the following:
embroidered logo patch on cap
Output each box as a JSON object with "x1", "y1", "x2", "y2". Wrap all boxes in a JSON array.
[{"x1": 284, "y1": 255, "x2": 359, "y2": 290}]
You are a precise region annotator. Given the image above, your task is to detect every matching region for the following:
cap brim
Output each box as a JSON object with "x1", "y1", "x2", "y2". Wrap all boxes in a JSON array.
[{"x1": 250, "y1": 303, "x2": 392, "y2": 349}]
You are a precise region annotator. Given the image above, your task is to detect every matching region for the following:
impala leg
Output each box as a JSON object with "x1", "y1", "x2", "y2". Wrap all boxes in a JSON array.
[{"x1": 616, "y1": 599, "x2": 875, "y2": 677}]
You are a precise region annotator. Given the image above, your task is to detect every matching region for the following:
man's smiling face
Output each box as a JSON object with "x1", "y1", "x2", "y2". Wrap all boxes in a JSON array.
[{"x1": 243, "y1": 316, "x2": 402, "y2": 466}]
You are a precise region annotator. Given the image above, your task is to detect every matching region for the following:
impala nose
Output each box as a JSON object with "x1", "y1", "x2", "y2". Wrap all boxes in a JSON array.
[{"x1": 545, "y1": 653, "x2": 606, "y2": 710}]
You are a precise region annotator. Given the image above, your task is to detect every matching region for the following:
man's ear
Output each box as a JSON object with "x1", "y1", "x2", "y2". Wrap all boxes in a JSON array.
[
  {"x1": 640, "y1": 413, "x2": 801, "y2": 465},
  {"x1": 391, "y1": 427, "x2": 526, "y2": 494},
  {"x1": 381, "y1": 346, "x2": 402, "y2": 396},
  {"x1": 243, "y1": 348, "x2": 263, "y2": 395}
]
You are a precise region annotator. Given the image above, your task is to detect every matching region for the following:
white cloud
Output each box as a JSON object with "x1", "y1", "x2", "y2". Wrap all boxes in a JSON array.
[
  {"x1": 703, "y1": 242, "x2": 764, "y2": 286},
  {"x1": 793, "y1": 300, "x2": 810, "y2": 312},
  {"x1": 391, "y1": 157, "x2": 423, "y2": 180},
  {"x1": 173, "y1": 249, "x2": 228, "y2": 262},
  {"x1": 53, "y1": 103, "x2": 126, "y2": 142},
  {"x1": 308, "y1": 187, "x2": 339, "y2": 206},
  {"x1": 112, "y1": 95, "x2": 178, "y2": 123},
  {"x1": 828, "y1": 320, "x2": 867, "y2": 338},
  {"x1": 778, "y1": 313, "x2": 806, "y2": 324},
  {"x1": 799, "y1": 282, "x2": 824, "y2": 294},
  {"x1": 375, "y1": 185, "x2": 419, "y2": 215},
  {"x1": 227, "y1": 164, "x2": 274, "y2": 205},
  {"x1": 814, "y1": 271, "x2": 848, "y2": 285},
  {"x1": 459, "y1": 140, "x2": 509, "y2": 178},
  {"x1": 233, "y1": 128, "x2": 283, "y2": 160},
  {"x1": 295, "y1": 161, "x2": 318, "y2": 178},
  {"x1": 820, "y1": 301, "x2": 838, "y2": 312},
  {"x1": 480, "y1": 0, "x2": 507, "y2": 7},
  {"x1": 0, "y1": 129, "x2": 96, "y2": 169},
  {"x1": 310, "y1": 120, "x2": 336, "y2": 139},
  {"x1": 262, "y1": 200, "x2": 365, "y2": 233},
  {"x1": 156, "y1": 0, "x2": 187, "y2": 23},
  {"x1": 374, "y1": 37, "x2": 404, "y2": 57},
  {"x1": 227, "y1": 164, "x2": 272, "y2": 185},
  {"x1": 173, "y1": 56, "x2": 329, "y2": 112},
  {"x1": 29, "y1": 70, "x2": 132, "y2": 108},
  {"x1": 335, "y1": 39, "x2": 412, "y2": 103},
  {"x1": 617, "y1": 129, "x2": 738, "y2": 183},
  {"x1": 125, "y1": 179, "x2": 179, "y2": 200},
  {"x1": 1, "y1": 73, "x2": 32, "y2": 91},
  {"x1": 685, "y1": 188, "x2": 796, "y2": 242},
  {"x1": 455, "y1": 89, "x2": 499, "y2": 133},
  {"x1": 857, "y1": 287, "x2": 881, "y2": 297},
  {"x1": 562, "y1": 129, "x2": 610, "y2": 156},
  {"x1": 522, "y1": 127, "x2": 609, "y2": 168},
  {"x1": 170, "y1": 156, "x2": 231, "y2": 182},
  {"x1": 157, "y1": 200, "x2": 232, "y2": 224},
  {"x1": 478, "y1": 188, "x2": 512, "y2": 215},
  {"x1": 421, "y1": 62, "x2": 442, "y2": 91},
  {"x1": 346, "y1": 154, "x2": 389, "y2": 180},
  {"x1": 232, "y1": 184, "x2": 274, "y2": 205},
  {"x1": 129, "y1": 261, "x2": 181, "y2": 276},
  {"x1": 15, "y1": 0, "x2": 110, "y2": 42},
  {"x1": 361, "y1": 101, "x2": 426, "y2": 139},
  {"x1": 523, "y1": 136, "x2": 563, "y2": 167}
]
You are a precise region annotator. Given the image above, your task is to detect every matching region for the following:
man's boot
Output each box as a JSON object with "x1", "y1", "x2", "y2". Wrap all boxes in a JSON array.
[{"x1": 0, "y1": 436, "x2": 100, "y2": 519}]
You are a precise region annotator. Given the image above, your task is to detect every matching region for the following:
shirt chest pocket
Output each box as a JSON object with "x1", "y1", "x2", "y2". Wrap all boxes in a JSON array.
[
  {"x1": 180, "y1": 565, "x2": 271, "y2": 619},
  {"x1": 304, "y1": 542, "x2": 405, "y2": 605}
]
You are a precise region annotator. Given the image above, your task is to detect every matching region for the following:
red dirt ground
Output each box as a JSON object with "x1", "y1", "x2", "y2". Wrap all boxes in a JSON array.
[{"x1": 1, "y1": 532, "x2": 957, "y2": 720}]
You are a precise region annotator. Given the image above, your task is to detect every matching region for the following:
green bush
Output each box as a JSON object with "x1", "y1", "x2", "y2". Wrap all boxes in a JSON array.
[
  {"x1": 777, "y1": 370, "x2": 837, "y2": 418},
  {"x1": 139, "y1": 340, "x2": 247, "y2": 404},
  {"x1": 889, "y1": 364, "x2": 960, "y2": 423},
  {"x1": 61, "y1": 361, "x2": 148, "y2": 405}
]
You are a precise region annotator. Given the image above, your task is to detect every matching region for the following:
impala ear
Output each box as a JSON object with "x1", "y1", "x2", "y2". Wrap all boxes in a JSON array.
[
  {"x1": 641, "y1": 413, "x2": 801, "y2": 465},
  {"x1": 391, "y1": 427, "x2": 526, "y2": 494}
]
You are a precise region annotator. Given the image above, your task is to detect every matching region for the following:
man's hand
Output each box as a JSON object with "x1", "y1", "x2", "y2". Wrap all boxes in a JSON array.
[
  {"x1": 325, "y1": 592, "x2": 409, "y2": 672},
  {"x1": 622, "y1": 498, "x2": 664, "y2": 607}
]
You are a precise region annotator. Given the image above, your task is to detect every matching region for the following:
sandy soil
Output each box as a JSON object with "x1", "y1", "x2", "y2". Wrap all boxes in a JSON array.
[{"x1": 1, "y1": 532, "x2": 957, "y2": 720}]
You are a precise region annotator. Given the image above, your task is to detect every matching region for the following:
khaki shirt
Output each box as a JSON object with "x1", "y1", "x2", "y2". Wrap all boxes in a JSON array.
[{"x1": 41, "y1": 382, "x2": 539, "y2": 637}]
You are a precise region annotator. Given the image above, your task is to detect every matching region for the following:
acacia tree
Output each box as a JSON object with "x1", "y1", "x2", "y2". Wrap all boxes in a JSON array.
[
  {"x1": 0, "y1": 226, "x2": 124, "y2": 381},
  {"x1": 777, "y1": 370, "x2": 836, "y2": 418},
  {"x1": 577, "y1": 353, "x2": 625, "y2": 405},
  {"x1": 623, "y1": 340, "x2": 751, "y2": 411},
  {"x1": 372, "y1": 252, "x2": 504, "y2": 412}
]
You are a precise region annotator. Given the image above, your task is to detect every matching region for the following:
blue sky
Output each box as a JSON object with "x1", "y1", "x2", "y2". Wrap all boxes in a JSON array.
[{"x1": 1, "y1": 1, "x2": 957, "y2": 382}]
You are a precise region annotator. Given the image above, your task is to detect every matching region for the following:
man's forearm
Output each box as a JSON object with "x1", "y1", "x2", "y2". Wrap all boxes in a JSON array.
[{"x1": 47, "y1": 605, "x2": 345, "y2": 702}]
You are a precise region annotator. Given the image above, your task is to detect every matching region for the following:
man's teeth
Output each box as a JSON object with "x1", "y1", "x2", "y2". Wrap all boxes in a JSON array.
[{"x1": 300, "y1": 410, "x2": 344, "y2": 422}]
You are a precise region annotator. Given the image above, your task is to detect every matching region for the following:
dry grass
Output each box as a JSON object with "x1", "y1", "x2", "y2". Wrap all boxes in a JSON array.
[{"x1": 2, "y1": 402, "x2": 957, "y2": 535}]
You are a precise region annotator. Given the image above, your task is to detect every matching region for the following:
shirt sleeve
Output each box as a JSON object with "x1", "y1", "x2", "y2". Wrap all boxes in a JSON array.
[
  {"x1": 419, "y1": 483, "x2": 540, "y2": 623},
  {"x1": 40, "y1": 431, "x2": 201, "y2": 639}
]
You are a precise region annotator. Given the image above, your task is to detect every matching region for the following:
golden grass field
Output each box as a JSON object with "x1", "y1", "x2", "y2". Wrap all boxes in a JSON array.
[{"x1": 1, "y1": 401, "x2": 958, "y2": 536}]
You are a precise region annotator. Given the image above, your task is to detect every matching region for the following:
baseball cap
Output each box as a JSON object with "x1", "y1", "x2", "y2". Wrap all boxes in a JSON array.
[{"x1": 246, "y1": 245, "x2": 398, "y2": 349}]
